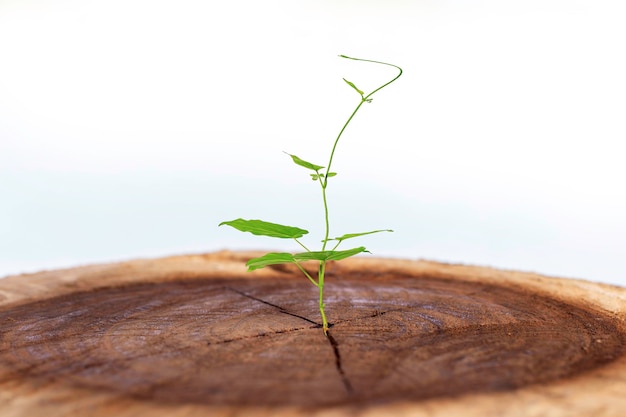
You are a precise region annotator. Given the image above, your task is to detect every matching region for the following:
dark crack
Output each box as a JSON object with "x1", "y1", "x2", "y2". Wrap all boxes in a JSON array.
[
  {"x1": 326, "y1": 331, "x2": 353, "y2": 395},
  {"x1": 207, "y1": 325, "x2": 315, "y2": 345},
  {"x1": 227, "y1": 287, "x2": 319, "y2": 326}
]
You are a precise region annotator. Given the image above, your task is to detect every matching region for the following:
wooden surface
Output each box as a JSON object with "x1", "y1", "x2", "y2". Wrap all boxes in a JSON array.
[{"x1": 0, "y1": 251, "x2": 625, "y2": 416}]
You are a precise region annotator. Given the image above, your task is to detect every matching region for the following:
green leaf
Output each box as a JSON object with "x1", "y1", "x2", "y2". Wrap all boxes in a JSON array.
[
  {"x1": 246, "y1": 252, "x2": 295, "y2": 271},
  {"x1": 294, "y1": 246, "x2": 369, "y2": 262},
  {"x1": 312, "y1": 172, "x2": 336, "y2": 180},
  {"x1": 284, "y1": 152, "x2": 325, "y2": 171},
  {"x1": 219, "y1": 219, "x2": 309, "y2": 239},
  {"x1": 324, "y1": 229, "x2": 393, "y2": 243},
  {"x1": 343, "y1": 78, "x2": 364, "y2": 96}
]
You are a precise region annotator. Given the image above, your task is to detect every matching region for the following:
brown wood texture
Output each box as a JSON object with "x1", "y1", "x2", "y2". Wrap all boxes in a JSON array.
[{"x1": 0, "y1": 250, "x2": 625, "y2": 417}]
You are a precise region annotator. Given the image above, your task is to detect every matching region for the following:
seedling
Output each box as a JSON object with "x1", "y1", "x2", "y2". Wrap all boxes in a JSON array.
[{"x1": 220, "y1": 55, "x2": 402, "y2": 336}]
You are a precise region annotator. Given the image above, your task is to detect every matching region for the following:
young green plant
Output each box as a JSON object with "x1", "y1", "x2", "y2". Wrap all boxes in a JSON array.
[{"x1": 220, "y1": 55, "x2": 402, "y2": 336}]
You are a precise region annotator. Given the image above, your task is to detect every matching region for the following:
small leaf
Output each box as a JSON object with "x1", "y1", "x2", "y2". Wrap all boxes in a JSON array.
[
  {"x1": 327, "y1": 246, "x2": 370, "y2": 261},
  {"x1": 284, "y1": 152, "x2": 325, "y2": 171},
  {"x1": 343, "y1": 78, "x2": 364, "y2": 96},
  {"x1": 294, "y1": 246, "x2": 369, "y2": 262},
  {"x1": 310, "y1": 174, "x2": 319, "y2": 180},
  {"x1": 246, "y1": 252, "x2": 295, "y2": 271},
  {"x1": 326, "y1": 172, "x2": 337, "y2": 178},
  {"x1": 324, "y1": 229, "x2": 393, "y2": 243},
  {"x1": 219, "y1": 219, "x2": 309, "y2": 239}
]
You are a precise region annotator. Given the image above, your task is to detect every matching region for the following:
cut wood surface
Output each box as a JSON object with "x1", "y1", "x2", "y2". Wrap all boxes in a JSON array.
[{"x1": 0, "y1": 251, "x2": 625, "y2": 417}]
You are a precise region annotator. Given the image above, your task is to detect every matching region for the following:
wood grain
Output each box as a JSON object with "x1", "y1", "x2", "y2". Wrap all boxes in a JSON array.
[{"x1": 0, "y1": 251, "x2": 625, "y2": 416}]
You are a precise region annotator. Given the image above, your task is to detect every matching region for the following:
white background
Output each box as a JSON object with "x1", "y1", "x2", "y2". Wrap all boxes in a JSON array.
[{"x1": 1, "y1": 1, "x2": 625, "y2": 286}]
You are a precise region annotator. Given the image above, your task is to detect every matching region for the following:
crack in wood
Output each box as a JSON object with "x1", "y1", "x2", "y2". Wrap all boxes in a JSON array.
[
  {"x1": 226, "y1": 287, "x2": 320, "y2": 326},
  {"x1": 227, "y1": 286, "x2": 354, "y2": 395},
  {"x1": 206, "y1": 325, "x2": 315, "y2": 345},
  {"x1": 326, "y1": 331, "x2": 354, "y2": 395}
]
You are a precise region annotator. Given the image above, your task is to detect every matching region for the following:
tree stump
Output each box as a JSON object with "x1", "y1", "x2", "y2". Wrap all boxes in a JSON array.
[{"x1": 0, "y1": 251, "x2": 625, "y2": 416}]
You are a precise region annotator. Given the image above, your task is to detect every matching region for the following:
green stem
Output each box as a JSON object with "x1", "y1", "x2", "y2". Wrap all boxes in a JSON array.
[
  {"x1": 317, "y1": 55, "x2": 403, "y2": 336},
  {"x1": 321, "y1": 56, "x2": 403, "y2": 249},
  {"x1": 341, "y1": 55, "x2": 403, "y2": 101},
  {"x1": 318, "y1": 261, "x2": 329, "y2": 335},
  {"x1": 293, "y1": 260, "x2": 319, "y2": 287},
  {"x1": 324, "y1": 56, "x2": 403, "y2": 190},
  {"x1": 322, "y1": 99, "x2": 366, "y2": 192},
  {"x1": 294, "y1": 238, "x2": 311, "y2": 253},
  {"x1": 321, "y1": 185, "x2": 332, "y2": 251}
]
